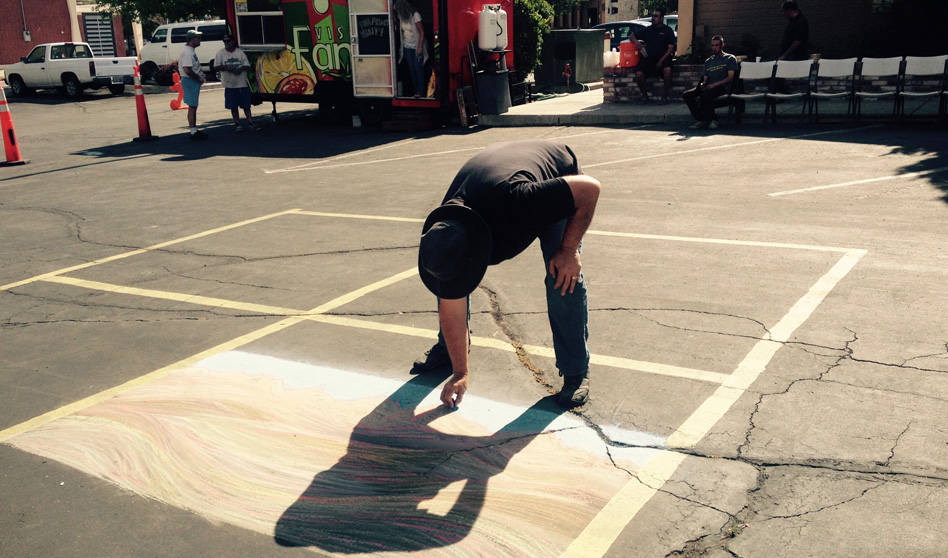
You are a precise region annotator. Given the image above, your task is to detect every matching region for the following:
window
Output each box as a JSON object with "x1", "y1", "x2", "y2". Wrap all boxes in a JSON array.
[
  {"x1": 50, "y1": 45, "x2": 66, "y2": 59},
  {"x1": 236, "y1": 0, "x2": 284, "y2": 49},
  {"x1": 198, "y1": 24, "x2": 228, "y2": 41},
  {"x1": 26, "y1": 46, "x2": 45, "y2": 63},
  {"x1": 150, "y1": 28, "x2": 168, "y2": 43},
  {"x1": 171, "y1": 27, "x2": 195, "y2": 43},
  {"x1": 66, "y1": 44, "x2": 93, "y2": 58}
]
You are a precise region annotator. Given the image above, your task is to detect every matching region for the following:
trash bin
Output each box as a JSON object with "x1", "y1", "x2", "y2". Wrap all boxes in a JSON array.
[{"x1": 475, "y1": 70, "x2": 512, "y2": 115}]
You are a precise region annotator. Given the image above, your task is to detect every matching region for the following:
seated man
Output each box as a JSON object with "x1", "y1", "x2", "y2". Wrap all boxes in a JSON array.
[
  {"x1": 634, "y1": 7, "x2": 677, "y2": 104},
  {"x1": 683, "y1": 35, "x2": 738, "y2": 129}
]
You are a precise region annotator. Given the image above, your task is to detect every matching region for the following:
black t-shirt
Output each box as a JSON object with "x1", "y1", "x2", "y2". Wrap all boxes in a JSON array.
[
  {"x1": 638, "y1": 24, "x2": 676, "y2": 60},
  {"x1": 441, "y1": 140, "x2": 580, "y2": 264},
  {"x1": 780, "y1": 13, "x2": 809, "y2": 60}
]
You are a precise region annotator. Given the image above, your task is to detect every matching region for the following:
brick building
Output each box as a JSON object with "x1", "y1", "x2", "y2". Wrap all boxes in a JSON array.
[{"x1": 1, "y1": 0, "x2": 126, "y2": 65}]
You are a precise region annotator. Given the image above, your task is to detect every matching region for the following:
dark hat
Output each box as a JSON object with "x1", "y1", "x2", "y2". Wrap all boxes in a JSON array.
[{"x1": 418, "y1": 204, "x2": 491, "y2": 299}]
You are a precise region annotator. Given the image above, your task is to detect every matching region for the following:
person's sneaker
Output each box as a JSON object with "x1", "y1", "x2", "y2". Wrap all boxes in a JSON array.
[
  {"x1": 708, "y1": 120, "x2": 720, "y2": 129},
  {"x1": 250, "y1": 124, "x2": 261, "y2": 131},
  {"x1": 411, "y1": 341, "x2": 452, "y2": 373},
  {"x1": 658, "y1": 96, "x2": 668, "y2": 105},
  {"x1": 557, "y1": 371, "x2": 589, "y2": 407},
  {"x1": 689, "y1": 120, "x2": 708, "y2": 129},
  {"x1": 190, "y1": 130, "x2": 209, "y2": 141},
  {"x1": 637, "y1": 95, "x2": 650, "y2": 105},
  {"x1": 234, "y1": 126, "x2": 244, "y2": 132}
]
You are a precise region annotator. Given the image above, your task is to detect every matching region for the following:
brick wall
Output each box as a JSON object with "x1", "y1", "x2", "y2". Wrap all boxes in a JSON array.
[
  {"x1": 603, "y1": 64, "x2": 702, "y2": 102},
  {"x1": 0, "y1": 0, "x2": 73, "y2": 65}
]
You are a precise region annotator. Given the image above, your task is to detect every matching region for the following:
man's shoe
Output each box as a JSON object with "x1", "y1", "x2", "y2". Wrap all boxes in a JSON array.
[
  {"x1": 557, "y1": 371, "x2": 589, "y2": 407},
  {"x1": 708, "y1": 120, "x2": 720, "y2": 129},
  {"x1": 689, "y1": 120, "x2": 708, "y2": 129},
  {"x1": 637, "y1": 95, "x2": 650, "y2": 105},
  {"x1": 412, "y1": 342, "x2": 452, "y2": 373},
  {"x1": 658, "y1": 96, "x2": 668, "y2": 105},
  {"x1": 190, "y1": 130, "x2": 209, "y2": 141}
]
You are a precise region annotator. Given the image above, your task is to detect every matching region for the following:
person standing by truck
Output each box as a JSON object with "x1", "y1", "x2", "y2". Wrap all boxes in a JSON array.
[
  {"x1": 179, "y1": 30, "x2": 208, "y2": 141},
  {"x1": 213, "y1": 34, "x2": 258, "y2": 131},
  {"x1": 394, "y1": 0, "x2": 428, "y2": 97}
]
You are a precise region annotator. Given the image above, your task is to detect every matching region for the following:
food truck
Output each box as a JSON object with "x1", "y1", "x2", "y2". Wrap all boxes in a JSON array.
[{"x1": 225, "y1": 0, "x2": 514, "y2": 125}]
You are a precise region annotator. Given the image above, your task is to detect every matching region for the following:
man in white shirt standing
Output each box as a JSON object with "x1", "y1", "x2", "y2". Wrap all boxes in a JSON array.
[
  {"x1": 213, "y1": 34, "x2": 258, "y2": 131},
  {"x1": 178, "y1": 29, "x2": 208, "y2": 141}
]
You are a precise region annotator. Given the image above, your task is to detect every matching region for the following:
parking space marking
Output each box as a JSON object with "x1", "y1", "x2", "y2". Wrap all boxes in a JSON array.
[
  {"x1": 565, "y1": 248, "x2": 867, "y2": 557},
  {"x1": 3, "y1": 207, "x2": 870, "y2": 557},
  {"x1": 767, "y1": 165, "x2": 948, "y2": 197},
  {"x1": 0, "y1": 208, "x2": 302, "y2": 293},
  {"x1": 0, "y1": 267, "x2": 418, "y2": 444},
  {"x1": 583, "y1": 126, "x2": 882, "y2": 169}
]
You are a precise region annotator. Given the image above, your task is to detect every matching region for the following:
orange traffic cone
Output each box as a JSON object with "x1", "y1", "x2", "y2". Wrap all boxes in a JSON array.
[
  {"x1": 132, "y1": 67, "x2": 159, "y2": 142},
  {"x1": 0, "y1": 87, "x2": 29, "y2": 166}
]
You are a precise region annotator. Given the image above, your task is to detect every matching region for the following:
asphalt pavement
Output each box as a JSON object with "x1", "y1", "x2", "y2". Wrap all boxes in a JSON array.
[{"x1": 2, "y1": 86, "x2": 948, "y2": 558}]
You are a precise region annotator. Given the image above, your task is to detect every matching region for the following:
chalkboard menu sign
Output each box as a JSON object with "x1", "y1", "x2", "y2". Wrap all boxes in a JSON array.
[{"x1": 356, "y1": 15, "x2": 390, "y2": 55}]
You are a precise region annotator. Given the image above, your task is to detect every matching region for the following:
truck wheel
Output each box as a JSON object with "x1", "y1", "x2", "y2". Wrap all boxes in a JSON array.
[
  {"x1": 357, "y1": 99, "x2": 390, "y2": 127},
  {"x1": 139, "y1": 62, "x2": 158, "y2": 83},
  {"x1": 62, "y1": 75, "x2": 83, "y2": 98},
  {"x1": 8, "y1": 75, "x2": 32, "y2": 97},
  {"x1": 108, "y1": 84, "x2": 126, "y2": 95}
]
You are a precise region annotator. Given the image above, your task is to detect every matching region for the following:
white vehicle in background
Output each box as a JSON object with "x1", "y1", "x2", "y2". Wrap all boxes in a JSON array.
[
  {"x1": 138, "y1": 19, "x2": 228, "y2": 83},
  {"x1": 3, "y1": 42, "x2": 137, "y2": 98}
]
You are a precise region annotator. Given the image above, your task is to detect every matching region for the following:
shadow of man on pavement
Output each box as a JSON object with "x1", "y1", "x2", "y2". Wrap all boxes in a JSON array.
[{"x1": 274, "y1": 371, "x2": 568, "y2": 552}]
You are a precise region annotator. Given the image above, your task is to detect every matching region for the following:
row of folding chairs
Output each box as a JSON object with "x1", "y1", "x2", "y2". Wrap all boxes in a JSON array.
[{"x1": 723, "y1": 55, "x2": 948, "y2": 124}]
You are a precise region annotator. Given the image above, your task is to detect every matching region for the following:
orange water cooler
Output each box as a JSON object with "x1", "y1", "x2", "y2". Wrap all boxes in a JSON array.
[{"x1": 619, "y1": 41, "x2": 640, "y2": 68}]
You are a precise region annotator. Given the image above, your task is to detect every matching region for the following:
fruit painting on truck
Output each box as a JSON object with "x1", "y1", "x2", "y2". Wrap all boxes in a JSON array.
[{"x1": 247, "y1": 0, "x2": 351, "y2": 97}]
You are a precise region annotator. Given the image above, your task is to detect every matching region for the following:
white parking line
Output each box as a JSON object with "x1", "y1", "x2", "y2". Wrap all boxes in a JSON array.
[
  {"x1": 768, "y1": 166, "x2": 948, "y2": 196},
  {"x1": 583, "y1": 126, "x2": 883, "y2": 169}
]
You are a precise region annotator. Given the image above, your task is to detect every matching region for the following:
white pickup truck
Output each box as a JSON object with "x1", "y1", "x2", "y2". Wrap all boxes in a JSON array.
[{"x1": 3, "y1": 42, "x2": 137, "y2": 98}]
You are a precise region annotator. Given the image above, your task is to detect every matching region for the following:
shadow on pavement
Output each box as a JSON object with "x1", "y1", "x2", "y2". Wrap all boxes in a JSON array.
[{"x1": 274, "y1": 371, "x2": 568, "y2": 552}]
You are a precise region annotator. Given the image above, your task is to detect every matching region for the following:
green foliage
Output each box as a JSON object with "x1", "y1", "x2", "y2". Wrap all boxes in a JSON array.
[
  {"x1": 547, "y1": 0, "x2": 582, "y2": 16},
  {"x1": 513, "y1": 0, "x2": 554, "y2": 81},
  {"x1": 96, "y1": 0, "x2": 226, "y2": 33},
  {"x1": 638, "y1": 0, "x2": 677, "y2": 18}
]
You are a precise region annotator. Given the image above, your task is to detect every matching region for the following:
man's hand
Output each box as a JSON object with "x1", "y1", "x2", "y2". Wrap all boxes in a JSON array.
[
  {"x1": 549, "y1": 247, "x2": 582, "y2": 295},
  {"x1": 441, "y1": 373, "x2": 468, "y2": 408}
]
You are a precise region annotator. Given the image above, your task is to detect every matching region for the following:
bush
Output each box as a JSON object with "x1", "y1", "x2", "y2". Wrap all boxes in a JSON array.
[{"x1": 513, "y1": 0, "x2": 554, "y2": 82}]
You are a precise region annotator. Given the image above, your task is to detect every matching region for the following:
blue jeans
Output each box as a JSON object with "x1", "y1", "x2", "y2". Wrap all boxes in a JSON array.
[
  {"x1": 436, "y1": 218, "x2": 590, "y2": 376},
  {"x1": 404, "y1": 47, "x2": 424, "y2": 96}
]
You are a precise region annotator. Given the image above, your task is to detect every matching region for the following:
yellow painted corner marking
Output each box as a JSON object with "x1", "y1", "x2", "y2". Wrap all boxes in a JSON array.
[
  {"x1": 42, "y1": 276, "x2": 305, "y2": 316},
  {"x1": 0, "y1": 209, "x2": 302, "y2": 293},
  {"x1": 588, "y1": 229, "x2": 855, "y2": 253},
  {"x1": 294, "y1": 210, "x2": 425, "y2": 223},
  {"x1": 0, "y1": 266, "x2": 417, "y2": 444},
  {"x1": 0, "y1": 316, "x2": 307, "y2": 443},
  {"x1": 562, "y1": 248, "x2": 867, "y2": 558}
]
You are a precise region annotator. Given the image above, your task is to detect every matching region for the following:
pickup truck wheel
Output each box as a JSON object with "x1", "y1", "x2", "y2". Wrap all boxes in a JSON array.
[
  {"x1": 62, "y1": 76, "x2": 83, "y2": 98},
  {"x1": 8, "y1": 75, "x2": 32, "y2": 97},
  {"x1": 108, "y1": 84, "x2": 126, "y2": 95}
]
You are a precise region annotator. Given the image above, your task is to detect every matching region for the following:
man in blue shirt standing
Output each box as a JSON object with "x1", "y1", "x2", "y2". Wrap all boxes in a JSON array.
[{"x1": 634, "y1": 7, "x2": 677, "y2": 105}]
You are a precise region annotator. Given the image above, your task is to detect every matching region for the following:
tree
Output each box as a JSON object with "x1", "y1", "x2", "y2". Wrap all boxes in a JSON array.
[
  {"x1": 513, "y1": 0, "x2": 554, "y2": 81},
  {"x1": 638, "y1": 0, "x2": 677, "y2": 18},
  {"x1": 96, "y1": 0, "x2": 226, "y2": 33}
]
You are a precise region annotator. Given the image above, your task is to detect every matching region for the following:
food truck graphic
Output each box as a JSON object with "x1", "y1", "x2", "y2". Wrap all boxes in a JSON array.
[{"x1": 225, "y1": 0, "x2": 513, "y2": 125}]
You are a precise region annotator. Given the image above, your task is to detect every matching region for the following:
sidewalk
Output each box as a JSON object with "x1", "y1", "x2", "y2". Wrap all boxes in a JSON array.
[{"x1": 477, "y1": 83, "x2": 919, "y2": 127}]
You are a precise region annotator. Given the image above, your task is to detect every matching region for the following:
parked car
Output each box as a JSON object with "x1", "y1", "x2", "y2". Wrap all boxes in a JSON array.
[
  {"x1": 591, "y1": 21, "x2": 647, "y2": 51},
  {"x1": 632, "y1": 13, "x2": 678, "y2": 36},
  {"x1": 138, "y1": 19, "x2": 227, "y2": 83},
  {"x1": 3, "y1": 42, "x2": 137, "y2": 98}
]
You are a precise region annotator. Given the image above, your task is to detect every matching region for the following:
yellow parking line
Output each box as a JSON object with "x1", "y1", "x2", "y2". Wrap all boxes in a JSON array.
[
  {"x1": 42, "y1": 276, "x2": 305, "y2": 316},
  {"x1": 294, "y1": 210, "x2": 424, "y2": 223},
  {"x1": 0, "y1": 209, "x2": 302, "y2": 293},
  {"x1": 0, "y1": 266, "x2": 417, "y2": 443}
]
